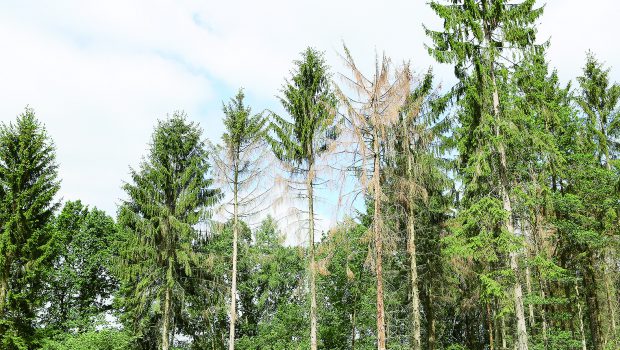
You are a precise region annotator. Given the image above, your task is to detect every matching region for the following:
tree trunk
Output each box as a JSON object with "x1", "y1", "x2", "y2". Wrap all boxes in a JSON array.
[
  {"x1": 575, "y1": 281, "x2": 588, "y2": 350},
  {"x1": 162, "y1": 285, "x2": 172, "y2": 350},
  {"x1": 351, "y1": 307, "x2": 357, "y2": 350},
  {"x1": 585, "y1": 253, "x2": 603, "y2": 350},
  {"x1": 228, "y1": 169, "x2": 239, "y2": 350},
  {"x1": 603, "y1": 260, "x2": 617, "y2": 337},
  {"x1": 491, "y1": 64, "x2": 529, "y2": 350},
  {"x1": 407, "y1": 214, "x2": 422, "y2": 350},
  {"x1": 373, "y1": 133, "x2": 386, "y2": 350},
  {"x1": 501, "y1": 315, "x2": 507, "y2": 350},
  {"x1": 487, "y1": 302, "x2": 495, "y2": 350},
  {"x1": 525, "y1": 260, "x2": 535, "y2": 328},
  {"x1": 0, "y1": 254, "x2": 11, "y2": 318},
  {"x1": 404, "y1": 116, "x2": 422, "y2": 350},
  {"x1": 425, "y1": 283, "x2": 437, "y2": 350},
  {"x1": 307, "y1": 158, "x2": 318, "y2": 350},
  {"x1": 538, "y1": 279, "x2": 549, "y2": 349}
]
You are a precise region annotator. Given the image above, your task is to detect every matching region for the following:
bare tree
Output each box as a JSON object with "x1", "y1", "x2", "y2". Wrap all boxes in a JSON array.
[{"x1": 336, "y1": 45, "x2": 411, "y2": 350}]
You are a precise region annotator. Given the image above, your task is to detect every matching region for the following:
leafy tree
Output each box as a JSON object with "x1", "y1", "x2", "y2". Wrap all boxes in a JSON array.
[
  {"x1": 0, "y1": 108, "x2": 60, "y2": 349},
  {"x1": 116, "y1": 112, "x2": 219, "y2": 350},
  {"x1": 236, "y1": 217, "x2": 307, "y2": 350},
  {"x1": 41, "y1": 200, "x2": 119, "y2": 336},
  {"x1": 41, "y1": 329, "x2": 132, "y2": 350},
  {"x1": 267, "y1": 47, "x2": 337, "y2": 350},
  {"x1": 316, "y1": 219, "x2": 376, "y2": 350}
]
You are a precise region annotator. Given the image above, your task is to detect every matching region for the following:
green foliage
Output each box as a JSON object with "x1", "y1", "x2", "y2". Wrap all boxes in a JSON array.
[
  {"x1": 116, "y1": 112, "x2": 219, "y2": 348},
  {"x1": 268, "y1": 47, "x2": 337, "y2": 167},
  {"x1": 576, "y1": 51, "x2": 620, "y2": 166},
  {"x1": 41, "y1": 329, "x2": 132, "y2": 350},
  {"x1": 0, "y1": 108, "x2": 60, "y2": 349},
  {"x1": 41, "y1": 201, "x2": 119, "y2": 335},
  {"x1": 221, "y1": 89, "x2": 266, "y2": 160},
  {"x1": 3, "y1": 4, "x2": 620, "y2": 350}
]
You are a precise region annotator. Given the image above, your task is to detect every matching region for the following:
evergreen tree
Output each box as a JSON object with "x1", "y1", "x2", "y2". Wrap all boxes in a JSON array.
[
  {"x1": 0, "y1": 108, "x2": 60, "y2": 349},
  {"x1": 267, "y1": 47, "x2": 337, "y2": 350},
  {"x1": 116, "y1": 112, "x2": 218, "y2": 350},
  {"x1": 426, "y1": 1, "x2": 545, "y2": 349},
  {"x1": 211, "y1": 88, "x2": 267, "y2": 350},
  {"x1": 336, "y1": 45, "x2": 411, "y2": 350},
  {"x1": 564, "y1": 52, "x2": 620, "y2": 349},
  {"x1": 576, "y1": 51, "x2": 620, "y2": 170}
]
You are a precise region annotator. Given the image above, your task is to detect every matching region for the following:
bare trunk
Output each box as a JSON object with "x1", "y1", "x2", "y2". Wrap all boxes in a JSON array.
[
  {"x1": 603, "y1": 260, "x2": 617, "y2": 336},
  {"x1": 585, "y1": 253, "x2": 604, "y2": 350},
  {"x1": 525, "y1": 262, "x2": 535, "y2": 328},
  {"x1": 373, "y1": 134, "x2": 386, "y2": 350},
  {"x1": 228, "y1": 170, "x2": 239, "y2": 350},
  {"x1": 539, "y1": 279, "x2": 549, "y2": 349},
  {"x1": 408, "y1": 214, "x2": 422, "y2": 350},
  {"x1": 162, "y1": 285, "x2": 172, "y2": 350},
  {"x1": 575, "y1": 282, "x2": 588, "y2": 350},
  {"x1": 0, "y1": 273, "x2": 7, "y2": 316},
  {"x1": 487, "y1": 302, "x2": 495, "y2": 350},
  {"x1": 404, "y1": 117, "x2": 422, "y2": 350},
  {"x1": 351, "y1": 307, "x2": 357, "y2": 350},
  {"x1": 491, "y1": 64, "x2": 529, "y2": 350},
  {"x1": 307, "y1": 159, "x2": 318, "y2": 350},
  {"x1": 531, "y1": 197, "x2": 549, "y2": 349},
  {"x1": 501, "y1": 315, "x2": 507, "y2": 350},
  {"x1": 0, "y1": 256, "x2": 10, "y2": 317},
  {"x1": 426, "y1": 284, "x2": 437, "y2": 350}
]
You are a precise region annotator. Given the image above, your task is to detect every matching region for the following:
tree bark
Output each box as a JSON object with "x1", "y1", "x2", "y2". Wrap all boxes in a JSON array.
[
  {"x1": 491, "y1": 63, "x2": 529, "y2": 350},
  {"x1": 487, "y1": 302, "x2": 495, "y2": 350},
  {"x1": 603, "y1": 259, "x2": 617, "y2": 337},
  {"x1": 407, "y1": 214, "x2": 422, "y2": 350},
  {"x1": 585, "y1": 253, "x2": 603, "y2": 350},
  {"x1": 307, "y1": 158, "x2": 318, "y2": 350},
  {"x1": 501, "y1": 315, "x2": 507, "y2": 350},
  {"x1": 404, "y1": 116, "x2": 422, "y2": 350},
  {"x1": 373, "y1": 133, "x2": 386, "y2": 350},
  {"x1": 0, "y1": 263, "x2": 8, "y2": 317},
  {"x1": 228, "y1": 167, "x2": 239, "y2": 350},
  {"x1": 425, "y1": 283, "x2": 437, "y2": 350},
  {"x1": 162, "y1": 284, "x2": 172, "y2": 350},
  {"x1": 351, "y1": 307, "x2": 357, "y2": 350},
  {"x1": 575, "y1": 281, "x2": 588, "y2": 350}
]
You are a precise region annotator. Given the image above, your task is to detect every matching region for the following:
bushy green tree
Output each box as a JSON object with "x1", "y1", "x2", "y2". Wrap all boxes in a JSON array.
[
  {"x1": 0, "y1": 108, "x2": 60, "y2": 349},
  {"x1": 426, "y1": 1, "x2": 544, "y2": 348},
  {"x1": 116, "y1": 112, "x2": 218, "y2": 350},
  {"x1": 41, "y1": 200, "x2": 119, "y2": 336}
]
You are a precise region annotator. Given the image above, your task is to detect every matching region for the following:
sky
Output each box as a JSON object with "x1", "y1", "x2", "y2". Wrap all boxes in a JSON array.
[{"x1": 1, "y1": 0, "x2": 619, "y2": 238}]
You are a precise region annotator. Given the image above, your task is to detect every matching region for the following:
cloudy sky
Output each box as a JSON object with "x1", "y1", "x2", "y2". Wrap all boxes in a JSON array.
[{"x1": 1, "y1": 0, "x2": 619, "y2": 232}]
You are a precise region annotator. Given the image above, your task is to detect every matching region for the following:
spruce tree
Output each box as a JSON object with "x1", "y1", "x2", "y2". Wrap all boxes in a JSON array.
[
  {"x1": 426, "y1": 1, "x2": 544, "y2": 349},
  {"x1": 336, "y1": 45, "x2": 411, "y2": 350},
  {"x1": 0, "y1": 108, "x2": 60, "y2": 349},
  {"x1": 211, "y1": 88, "x2": 266, "y2": 350},
  {"x1": 267, "y1": 47, "x2": 337, "y2": 350},
  {"x1": 574, "y1": 52, "x2": 620, "y2": 348},
  {"x1": 117, "y1": 112, "x2": 218, "y2": 350}
]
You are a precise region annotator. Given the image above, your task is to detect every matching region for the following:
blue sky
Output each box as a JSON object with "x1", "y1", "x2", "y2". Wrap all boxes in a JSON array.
[{"x1": 1, "y1": 0, "x2": 619, "y2": 240}]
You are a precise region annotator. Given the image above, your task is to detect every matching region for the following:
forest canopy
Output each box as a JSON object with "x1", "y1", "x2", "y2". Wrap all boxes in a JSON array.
[{"x1": 1, "y1": 1, "x2": 619, "y2": 350}]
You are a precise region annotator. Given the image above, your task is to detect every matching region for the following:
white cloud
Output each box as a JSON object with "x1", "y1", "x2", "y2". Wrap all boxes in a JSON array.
[{"x1": 0, "y1": 0, "x2": 618, "y2": 223}]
